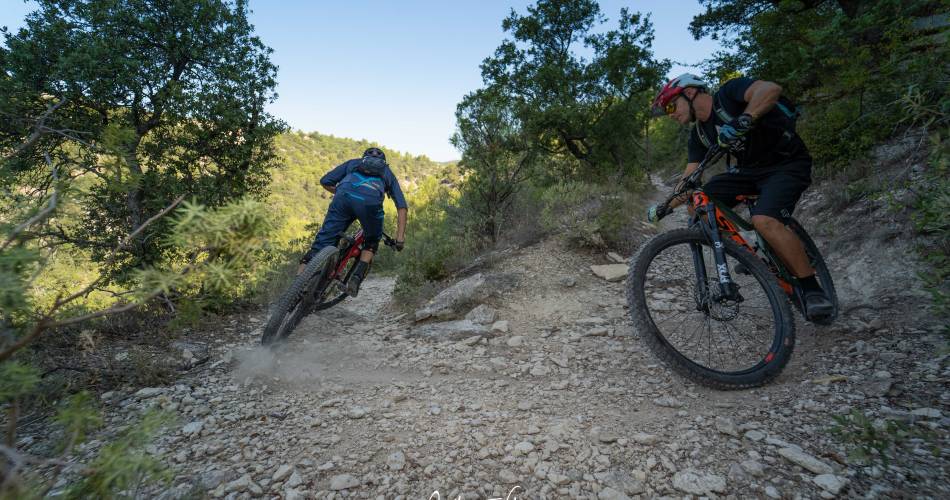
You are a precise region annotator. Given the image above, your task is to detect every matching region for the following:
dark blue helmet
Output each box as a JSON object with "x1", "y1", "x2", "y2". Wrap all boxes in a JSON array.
[
  {"x1": 358, "y1": 148, "x2": 388, "y2": 177},
  {"x1": 363, "y1": 147, "x2": 386, "y2": 161}
]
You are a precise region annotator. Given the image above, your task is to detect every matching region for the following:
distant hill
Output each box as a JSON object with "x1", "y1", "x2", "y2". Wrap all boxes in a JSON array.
[{"x1": 268, "y1": 131, "x2": 457, "y2": 244}]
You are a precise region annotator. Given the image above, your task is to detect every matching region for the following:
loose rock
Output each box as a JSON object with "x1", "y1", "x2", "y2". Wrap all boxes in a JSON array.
[{"x1": 672, "y1": 469, "x2": 727, "y2": 495}]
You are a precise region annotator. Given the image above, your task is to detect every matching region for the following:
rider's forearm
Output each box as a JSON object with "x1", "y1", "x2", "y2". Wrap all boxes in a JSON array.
[
  {"x1": 742, "y1": 80, "x2": 782, "y2": 121},
  {"x1": 321, "y1": 184, "x2": 336, "y2": 194},
  {"x1": 669, "y1": 162, "x2": 700, "y2": 209},
  {"x1": 395, "y1": 208, "x2": 407, "y2": 241}
]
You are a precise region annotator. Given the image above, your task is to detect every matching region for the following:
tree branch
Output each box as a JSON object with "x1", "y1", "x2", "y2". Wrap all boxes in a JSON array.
[
  {"x1": 1, "y1": 98, "x2": 67, "y2": 163},
  {"x1": 0, "y1": 195, "x2": 185, "y2": 364},
  {"x1": 1, "y1": 155, "x2": 59, "y2": 252}
]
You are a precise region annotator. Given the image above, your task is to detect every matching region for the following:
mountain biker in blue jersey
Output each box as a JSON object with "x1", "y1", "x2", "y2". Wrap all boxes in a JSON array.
[
  {"x1": 647, "y1": 73, "x2": 834, "y2": 321},
  {"x1": 299, "y1": 147, "x2": 408, "y2": 297}
]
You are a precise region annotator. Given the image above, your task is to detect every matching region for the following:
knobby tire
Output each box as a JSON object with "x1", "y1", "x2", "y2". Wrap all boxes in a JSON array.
[
  {"x1": 261, "y1": 246, "x2": 338, "y2": 346},
  {"x1": 627, "y1": 228, "x2": 796, "y2": 389}
]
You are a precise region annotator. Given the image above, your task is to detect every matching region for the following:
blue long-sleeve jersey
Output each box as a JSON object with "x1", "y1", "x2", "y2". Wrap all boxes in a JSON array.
[{"x1": 320, "y1": 158, "x2": 408, "y2": 209}]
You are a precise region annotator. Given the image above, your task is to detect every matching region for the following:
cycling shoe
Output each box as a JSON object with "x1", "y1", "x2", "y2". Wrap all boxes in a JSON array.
[
  {"x1": 346, "y1": 273, "x2": 363, "y2": 297},
  {"x1": 804, "y1": 289, "x2": 834, "y2": 321}
]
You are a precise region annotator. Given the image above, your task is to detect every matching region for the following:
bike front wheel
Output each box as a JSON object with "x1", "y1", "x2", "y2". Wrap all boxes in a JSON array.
[
  {"x1": 627, "y1": 228, "x2": 796, "y2": 389},
  {"x1": 261, "y1": 246, "x2": 338, "y2": 346}
]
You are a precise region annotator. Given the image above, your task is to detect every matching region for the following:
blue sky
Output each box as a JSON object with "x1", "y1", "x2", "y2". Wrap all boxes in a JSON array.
[{"x1": 1, "y1": 1, "x2": 719, "y2": 161}]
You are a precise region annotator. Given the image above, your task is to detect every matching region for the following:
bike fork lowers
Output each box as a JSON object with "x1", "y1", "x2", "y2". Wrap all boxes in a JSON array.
[{"x1": 691, "y1": 207, "x2": 741, "y2": 302}]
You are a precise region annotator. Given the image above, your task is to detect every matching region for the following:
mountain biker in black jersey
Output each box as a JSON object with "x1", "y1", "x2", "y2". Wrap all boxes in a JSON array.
[
  {"x1": 298, "y1": 147, "x2": 408, "y2": 297},
  {"x1": 647, "y1": 73, "x2": 834, "y2": 321}
]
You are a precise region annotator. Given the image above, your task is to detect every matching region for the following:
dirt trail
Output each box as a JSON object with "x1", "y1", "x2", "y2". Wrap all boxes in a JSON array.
[
  {"x1": 43, "y1": 170, "x2": 948, "y2": 499},
  {"x1": 79, "y1": 212, "x2": 943, "y2": 500}
]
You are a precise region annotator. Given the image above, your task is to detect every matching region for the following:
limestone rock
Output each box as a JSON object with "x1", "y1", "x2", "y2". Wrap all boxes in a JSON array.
[
  {"x1": 506, "y1": 335, "x2": 525, "y2": 347},
  {"x1": 414, "y1": 273, "x2": 489, "y2": 321},
  {"x1": 465, "y1": 304, "x2": 498, "y2": 325},
  {"x1": 410, "y1": 320, "x2": 490, "y2": 341},
  {"x1": 182, "y1": 421, "x2": 203, "y2": 435},
  {"x1": 329, "y1": 474, "x2": 359, "y2": 491},
  {"x1": 386, "y1": 451, "x2": 406, "y2": 471},
  {"x1": 272, "y1": 464, "x2": 292, "y2": 482},
  {"x1": 591, "y1": 264, "x2": 628, "y2": 282},
  {"x1": 715, "y1": 417, "x2": 739, "y2": 437},
  {"x1": 672, "y1": 469, "x2": 727, "y2": 495},
  {"x1": 813, "y1": 474, "x2": 849, "y2": 495},
  {"x1": 777, "y1": 447, "x2": 833, "y2": 474},
  {"x1": 135, "y1": 387, "x2": 165, "y2": 399}
]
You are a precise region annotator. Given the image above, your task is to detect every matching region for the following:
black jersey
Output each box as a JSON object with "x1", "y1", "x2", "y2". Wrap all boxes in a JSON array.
[{"x1": 688, "y1": 77, "x2": 807, "y2": 168}]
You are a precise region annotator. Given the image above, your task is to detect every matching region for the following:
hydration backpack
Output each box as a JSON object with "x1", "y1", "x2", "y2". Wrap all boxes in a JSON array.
[{"x1": 356, "y1": 156, "x2": 387, "y2": 177}]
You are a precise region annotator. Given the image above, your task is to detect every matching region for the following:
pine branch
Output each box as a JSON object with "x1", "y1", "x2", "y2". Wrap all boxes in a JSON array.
[
  {"x1": 1, "y1": 154, "x2": 59, "y2": 252},
  {"x1": 0, "y1": 195, "x2": 185, "y2": 364}
]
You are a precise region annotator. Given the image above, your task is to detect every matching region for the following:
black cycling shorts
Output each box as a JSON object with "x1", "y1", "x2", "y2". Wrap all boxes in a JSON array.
[{"x1": 702, "y1": 156, "x2": 812, "y2": 224}]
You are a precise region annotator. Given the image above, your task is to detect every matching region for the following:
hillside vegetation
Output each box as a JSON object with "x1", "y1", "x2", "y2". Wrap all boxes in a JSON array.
[
  {"x1": 0, "y1": 0, "x2": 947, "y2": 496},
  {"x1": 268, "y1": 131, "x2": 455, "y2": 252},
  {"x1": 412, "y1": 0, "x2": 949, "y2": 315}
]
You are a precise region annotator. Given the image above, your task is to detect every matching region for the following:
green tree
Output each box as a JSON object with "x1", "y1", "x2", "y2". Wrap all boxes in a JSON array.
[
  {"x1": 478, "y1": 0, "x2": 667, "y2": 178},
  {"x1": 0, "y1": 0, "x2": 285, "y2": 280},
  {"x1": 689, "y1": 0, "x2": 947, "y2": 170},
  {"x1": 451, "y1": 87, "x2": 535, "y2": 243}
]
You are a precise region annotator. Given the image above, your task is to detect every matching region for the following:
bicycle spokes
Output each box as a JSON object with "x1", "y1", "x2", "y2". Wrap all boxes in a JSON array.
[{"x1": 641, "y1": 237, "x2": 783, "y2": 375}]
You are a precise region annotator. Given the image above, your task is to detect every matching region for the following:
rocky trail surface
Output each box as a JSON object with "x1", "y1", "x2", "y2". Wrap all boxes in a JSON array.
[
  {"x1": 69, "y1": 220, "x2": 947, "y2": 499},
  {"x1": 29, "y1": 148, "x2": 949, "y2": 499}
]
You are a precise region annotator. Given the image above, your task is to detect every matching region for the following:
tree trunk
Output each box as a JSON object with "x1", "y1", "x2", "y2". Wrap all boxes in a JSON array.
[
  {"x1": 5, "y1": 399, "x2": 18, "y2": 447},
  {"x1": 124, "y1": 136, "x2": 147, "y2": 264}
]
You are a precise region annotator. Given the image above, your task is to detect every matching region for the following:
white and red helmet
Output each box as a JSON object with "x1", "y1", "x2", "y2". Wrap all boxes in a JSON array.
[{"x1": 651, "y1": 73, "x2": 708, "y2": 116}]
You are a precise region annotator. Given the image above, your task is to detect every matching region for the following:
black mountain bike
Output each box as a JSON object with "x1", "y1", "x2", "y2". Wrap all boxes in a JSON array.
[
  {"x1": 261, "y1": 229, "x2": 398, "y2": 346},
  {"x1": 626, "y1": 145, "x2": 837, "y2": 389}
]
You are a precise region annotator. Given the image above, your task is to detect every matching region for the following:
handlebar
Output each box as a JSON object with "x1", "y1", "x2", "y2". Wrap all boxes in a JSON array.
[
  {"x1": 381, "y1": 232, "x2": 402, "y2": 251},
  {"x1": 655, "y1": 145, "x2": 725, "y2": 220}
]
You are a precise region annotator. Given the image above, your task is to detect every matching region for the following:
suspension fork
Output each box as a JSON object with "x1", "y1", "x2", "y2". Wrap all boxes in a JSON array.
[
  {"x1": 696, "y1": 205, "x2": 740, "y2": 301},
  {"x1": 688, "y1": 240, "x2": 710, "y2": 311}
]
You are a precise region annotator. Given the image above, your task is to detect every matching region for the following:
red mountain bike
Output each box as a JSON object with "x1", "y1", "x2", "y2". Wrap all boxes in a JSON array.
[
  {"x1": 261, "y1": 229, "x2": 398, "y2": 345},
  {"x1": 627, "y1": 145, "x2": 837, "y2": 389}
]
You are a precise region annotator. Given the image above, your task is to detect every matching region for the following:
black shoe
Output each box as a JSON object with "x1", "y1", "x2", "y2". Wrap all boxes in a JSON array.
[
  {"x1": 346, "y1": 261, "x2": 369, "y2": 297},
  {"x1": 346, "y1": 273, "x2": 363, "y2": 297},
  {"x1": 804, "y1": 289, "x2": 834, "y2": 320}
]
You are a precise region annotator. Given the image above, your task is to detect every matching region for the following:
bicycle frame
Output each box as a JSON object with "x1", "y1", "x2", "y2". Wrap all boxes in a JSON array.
[
  {"x1": 670, "y1": 146, "x2": 798, "y2": 306},
  {"x1": 689, "y1": 194, "x2": 796, "y2": 297},
  {"x1": 330, "y1": 228, "x2": 397, "y2": 282},
  {"x1": 333, "y1": 229, "x2": 365, "y2": 280}
]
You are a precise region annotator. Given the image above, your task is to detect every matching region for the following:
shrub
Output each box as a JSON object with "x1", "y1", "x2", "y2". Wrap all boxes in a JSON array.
[
  {"x1": 830, "y1": 408, "x2": 938, "y2": 468},
  {"x1": 914, "y1": 129, "x2": 950, "y2": 321},
  {"x1": 531, "y1": 179, "x2": 648, "y2": 253}
]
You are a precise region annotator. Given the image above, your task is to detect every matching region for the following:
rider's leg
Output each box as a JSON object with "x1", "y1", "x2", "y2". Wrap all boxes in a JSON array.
[
  {"x1": 751, "y1": 215, "x2": 813, "y2": 277},
  {"x1": 299, "y1": 197, "x2": 355, "y2": 274},
  {"x1": 699, "y1": 171, "x2": 754, "y2": 225},
  {"x1": 752, "y1": 161, "x2": 833, "y2": 318},
  {"x1": 750, "y1": 162, "x2": 813, "y2": 277},
  {"x1": 346, "y1": 203, "x2": 384, "y2": 297}
]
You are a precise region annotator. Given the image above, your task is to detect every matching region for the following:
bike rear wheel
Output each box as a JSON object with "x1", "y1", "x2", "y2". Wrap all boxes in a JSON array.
[
  {"x1": 627, "y1": 228, "x2": 796, "y2": 389},
  {"x1": 261, "y1": 246, "x2": 338, "y2": 345},
  {"x1": 788, "y1": 218, "x2": 838, "y2": 325}
]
